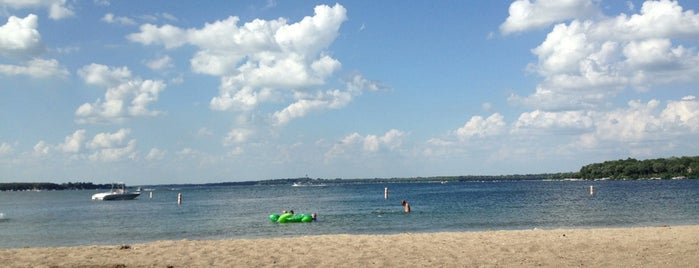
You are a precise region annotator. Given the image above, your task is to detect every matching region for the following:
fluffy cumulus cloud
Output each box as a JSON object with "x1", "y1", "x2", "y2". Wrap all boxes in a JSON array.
[
  {"x1": 0, "y1": 14, "x2": 69, "y2": 78},
  {"x1": 0, "y1": 0, "x2": 74, "y2": 20},
  {"x1": 427, "y1": 96, "x2": 699, "y2": 162},
  {"x1": 576, "y1": 96, "x2": 699, "y2": 151},
  {"x1": 500, "y1": 0, "x2": 600, "y2": 35},
  {"x1": 273, "y1": 74, "x2": 382, "y2": 125},
  {"x1": 273, "y1": 89, "x2": 351, "y2": 125},
  {"x1": 455, "y1": 113, "x2": 506, "y2": 139},
  {"x1": 513, "y1": 110, "x2": 593, "y2": 133},
  {"x1": 102, "y1": 13, "x2": 136, "y2": 26},
  {"x1": 494, "y1": 0, "x2": 699, "y2": 161},
  {"x1": 87, "y1": 140, "x2": 136, "y2": 162},
  {"x1": 87, "y1": 128, "x2": 130, "y2": 149},
  {"x1": 0, "y1": 14, "x2": 43, "y2": 58},
  {"x1": 32, "y1": 140, "x2": 50, "y2": 156},
  {"x1": 145, "y1": 148, "x2": 165, "y2": 161},
  {"x1": 145, "y1": 55, "x2": 174, "y2": 71},
  {"x1": 57, "y1": 129, "x2": 86, "y2": 153},
  {"x1": 506, "y1": 0, "x2": 699, "y2": 111},
  {"x1": 76, "y1": 63, "x2": 165, "y2": 123},
  {"x1": 223, "y1": 128, "x2": 253, "y2": 145},
  {"x1": 661, "y1": 96, "x2": 699, "y2": 132},
  {"x1": 38, "y1": 128, "x2": 138, "y2": 161},
  {"x1": 325, "y1": 129, "x2": 405, "y2": 160},
  {"x1": 128, "y1": 4, "x2": 366, "y2": 126},
  {"x1": 0, "y1": 58, "x2": 68, "y2": 78}
]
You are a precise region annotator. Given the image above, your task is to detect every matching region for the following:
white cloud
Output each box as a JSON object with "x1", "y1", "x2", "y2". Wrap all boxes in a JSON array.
[
  {"x1": 86, "y1": 129, "x2": 136, "y2": 161},
  {"x1": 129, "y1": 4, "x2": 355, "y2": 125},
  {"x1": 87, "y1": 128, "x2": 130, "y2": 149},
  {"x1": 210, "y1": 84, "x2": 267, "y2": 112},
  {"x1": 424, "y1": 94, "x2": 699, "y2": 168},
  {"x1": 514, "y1": 110, "x2": 593, "y2": 132},
  {"x1": 128, "y1": 23, "x2": 187, "y2": 49},
  {"x1": 661, "y1": 95, "x2": 699, "y2": 132},
  {"x1": 0, "y1": 57, "x2": 68, "y2": 78},
  {"x1": 76, "y1": 64, "x2": 165, "y2": 123},
  {"x1": 78, "y1": 63, "x2": 131, "y2": 87},
  {"x1": 584, "y1": 99, "x2": 664, "y2": 146},
  {"x1": 345, "y1": 74, "x2": 382, "y2": 94},
  {"x1": 160, "y1": 13, "x2": 177, "y2": 22},
  {"x1": 274, "y1": 4, "x2": 346, "y2": 55},
  {"x1": 102, "y1": 13, "x2": 136, "y2": 26},
  {"x1": 145, "y1": 55, "x2": 174, "y2": 71},
  {"x1": 0, "y1": 14, "x2": 43, "y2": 58},
  {"x1": 455, "y1": 113, "x2": 506, "y2": 139},
  {"x1": 58, "y1": 129, "x2": 86, "y2": 153},
  {"x1": 0, "y1": 142, "x2": 13, "y2": 155},
  {"x1": 325, "y1": 129, "x2": 405, "y2": 159},
  {"x1": 51, "y1": 129, "x2": 139, "y2": 161},
  {"x1": 509, "y1": 0, "x2": 699, "y2": 111},
  {"x1": 593, "y1": 0, "x2": 699, "y2": 40},
  {"x1": 145, "y1": 148, "x2": 165, "y2": 161},
  {"x1": 270, "y1": 73, "x2": 383, "y2": 125},
  {"x1": 0, "y1": 0, "x2": 74, "y2": 20},
  {"x1": 87, "y1": 140, "x2": 136, "y2": 162},
  {"x1": 273, "y1": 89, "x2": 352, "y2": 125},
  {"x1": 500, "y1": 0, "x2": 600, "y2": 35},
  {"x1": 223, "y1": 128, "x2": 253, "y2": 145},
  {"x1": 33, "y1": 140, "x2": 50, "y2": 156}
]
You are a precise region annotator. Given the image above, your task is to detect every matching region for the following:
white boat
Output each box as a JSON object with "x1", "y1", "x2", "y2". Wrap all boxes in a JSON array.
[
  {"x1": 292, "y1": 182, "x2": 327, "y2": 187},
  {"x1": 91, "y1": 183, "x2": 140, "y2": 201}
]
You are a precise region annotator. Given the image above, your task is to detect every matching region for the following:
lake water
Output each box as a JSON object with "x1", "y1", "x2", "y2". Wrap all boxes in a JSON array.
[{"x1": 1, "y1": 179, "x2": 698, "y2": 248}]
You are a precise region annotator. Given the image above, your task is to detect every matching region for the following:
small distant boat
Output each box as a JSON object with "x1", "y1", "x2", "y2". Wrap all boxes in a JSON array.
[
  {"x1": 91, "y1": 183, "x2": 140, "y2": 201},
  {"x1": 292, "y1": 182, "x2": 327, "y2": 187}
]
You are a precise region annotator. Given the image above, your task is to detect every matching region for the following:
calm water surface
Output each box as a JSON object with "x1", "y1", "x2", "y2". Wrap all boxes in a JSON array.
[{"x1": 1, "y1": 179, "x2": 697, "y2": 248}]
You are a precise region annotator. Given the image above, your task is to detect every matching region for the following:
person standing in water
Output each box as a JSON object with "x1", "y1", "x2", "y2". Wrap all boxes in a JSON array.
[{"x1": 401, "y1": 200, "x2": 411, "y2": 213}]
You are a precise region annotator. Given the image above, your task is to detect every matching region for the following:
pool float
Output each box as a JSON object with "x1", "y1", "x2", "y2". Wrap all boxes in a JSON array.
[{"x1": 269, "y1": 213, "x2": 313, "y2": 223}]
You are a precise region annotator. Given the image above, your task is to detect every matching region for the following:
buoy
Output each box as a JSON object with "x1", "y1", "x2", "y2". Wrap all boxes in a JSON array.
[
  {"x1": 590, "y1": 185, "x2": 595, "y2": 195},
  {"x1": 384, "y1": 187, "x2": 388, "y2": 199},
  {"x1": 149, "y1": 192, "x2": 153, "y2": 199},
  {"x1": 177, "y1": 193, "x2": 182, "y2": 204}
]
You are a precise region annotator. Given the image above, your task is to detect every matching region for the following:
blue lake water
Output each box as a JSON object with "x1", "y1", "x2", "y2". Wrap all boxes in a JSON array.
[{"x1": 1, "y1": 179, "x2": 698, "y2": 248}]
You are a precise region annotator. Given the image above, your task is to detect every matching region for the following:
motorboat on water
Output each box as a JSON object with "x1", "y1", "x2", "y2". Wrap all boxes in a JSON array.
[
  {"x1": 91, "y1": 183, "x2": 140, "y2": 201},
  {"x1": 292, "y1": 181, "x2": 327, "y2": 187}
]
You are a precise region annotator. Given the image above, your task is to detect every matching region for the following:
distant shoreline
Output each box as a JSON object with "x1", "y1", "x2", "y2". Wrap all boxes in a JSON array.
[{"x1": 2, "y1": 173, "x2": 698, "y2": 192}]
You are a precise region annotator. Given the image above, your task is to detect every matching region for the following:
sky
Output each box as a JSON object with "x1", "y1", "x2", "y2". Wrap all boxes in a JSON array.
[{"x1": 1, "y1": 0, "x2": 698, "y2": 185}]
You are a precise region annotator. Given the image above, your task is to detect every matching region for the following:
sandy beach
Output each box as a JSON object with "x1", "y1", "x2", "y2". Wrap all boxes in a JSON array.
[{"x1": 2, "y1": 225, "x2": 698, "y2": 267}]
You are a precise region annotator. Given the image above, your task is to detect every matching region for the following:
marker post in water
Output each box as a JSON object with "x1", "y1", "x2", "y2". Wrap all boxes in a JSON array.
[
  {"x1": 384, "y1": 187, "x2": 388, "y2": 199},
  {"x1": 177, "y1": 193, "x2": 182, "y2": 205},
  {"x1": 590, "y1": 185, "x2": 595, "y2": 196}
]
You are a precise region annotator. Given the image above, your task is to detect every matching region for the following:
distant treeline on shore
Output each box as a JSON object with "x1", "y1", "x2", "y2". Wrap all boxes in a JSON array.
[
  {"x1": 2, "y1": 156, "x2": 697, "y2": 191},
  {"x1": 0, "y1": 182, "x2": 113, "y2": 192},
  {"x1": 578, "y1": 156, "x2": 698, "y2": 180}
]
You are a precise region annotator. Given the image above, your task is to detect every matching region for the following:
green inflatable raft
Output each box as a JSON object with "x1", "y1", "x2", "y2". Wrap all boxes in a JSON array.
[{"x1": 269, "y1": 213, "x2": 313, "y2": 223}]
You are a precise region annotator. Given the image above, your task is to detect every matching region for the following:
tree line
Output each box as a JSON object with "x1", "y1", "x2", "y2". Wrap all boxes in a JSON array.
[
  {"x1": 578, "y1": 156, "x2": 699, "y2": 180},
  {"x1": 0, "y1": 182, "x2": 112, "y2": 191},
  {"x1": 2, "y1": 156, "x2": 697, "y2": 191}
]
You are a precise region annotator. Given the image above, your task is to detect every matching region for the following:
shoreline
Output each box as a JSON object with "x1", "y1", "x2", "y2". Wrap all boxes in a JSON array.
[{"x1": 2, "y1": 225, "x2": 698, "y2": 267}]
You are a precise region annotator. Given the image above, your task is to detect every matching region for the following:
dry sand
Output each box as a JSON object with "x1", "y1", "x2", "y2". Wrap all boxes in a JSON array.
[{"x1": 2, "y1": 225, "x2": 698, "y2": 267}]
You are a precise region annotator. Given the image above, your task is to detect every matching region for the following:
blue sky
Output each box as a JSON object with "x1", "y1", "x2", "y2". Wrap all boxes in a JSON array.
[{"x1": 1, "y1": 0, "x2": 698, "y2": 185}]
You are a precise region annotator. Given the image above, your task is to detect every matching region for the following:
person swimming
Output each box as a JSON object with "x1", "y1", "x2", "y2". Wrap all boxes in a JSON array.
[{"x1": 401, "y1": 200, "x2": 411, "y2": 213}]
